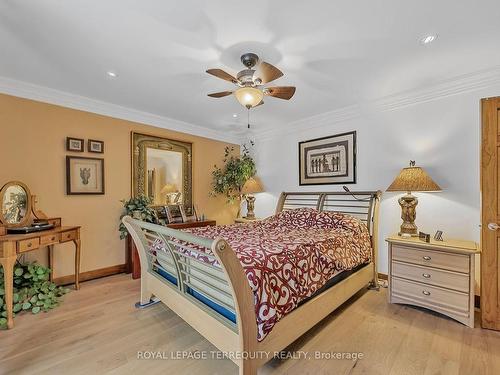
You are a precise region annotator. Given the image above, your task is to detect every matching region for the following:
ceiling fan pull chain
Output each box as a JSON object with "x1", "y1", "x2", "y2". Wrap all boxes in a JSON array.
[{"x1": 247, "y1": 108, "x2": 250, "y2": 129}]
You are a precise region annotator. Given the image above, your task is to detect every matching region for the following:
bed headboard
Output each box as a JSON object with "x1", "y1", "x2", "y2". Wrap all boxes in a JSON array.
[{"x1": 275, "y1": 191, "x2": 382, "y2": 235}]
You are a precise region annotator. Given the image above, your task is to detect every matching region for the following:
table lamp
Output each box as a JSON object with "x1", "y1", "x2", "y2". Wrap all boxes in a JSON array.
[
  {"x1": 160, "y1": 183, "x2": 179, "y2": 204},
  {"x1": 241, "y1": 177, "x2": 264, "y2": 220},
  {"x1": 386, "y1": 161, "x2": 441, "y2": 236}
]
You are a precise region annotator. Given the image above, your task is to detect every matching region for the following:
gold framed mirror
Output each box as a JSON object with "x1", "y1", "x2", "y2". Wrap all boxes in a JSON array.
[
  {"x1": 131, "y1": 132, "x2": 193, "y2": 215},
  {"x1": 0, "y1": 181, "x2": 32, "y2": 228}
]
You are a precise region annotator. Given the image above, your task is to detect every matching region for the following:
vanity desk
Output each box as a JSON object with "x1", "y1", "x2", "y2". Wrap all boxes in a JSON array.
[{"x1": 0, "y1": 181, "x2": 81, "y2": 329}]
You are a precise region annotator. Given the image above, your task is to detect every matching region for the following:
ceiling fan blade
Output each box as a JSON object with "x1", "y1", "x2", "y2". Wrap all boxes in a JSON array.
[
  {"x1": 207, "y1": 91, "x2": 233, "y2": 98},
  {"x1": 258, "y1": 62, "x2": 283, "y2": 84},
  {"x1": 265, "y1": 86, "x2": 296, "y2": 100},
  {"x1": 206, "y1": 69, "x2": 237, "y2": 83}
]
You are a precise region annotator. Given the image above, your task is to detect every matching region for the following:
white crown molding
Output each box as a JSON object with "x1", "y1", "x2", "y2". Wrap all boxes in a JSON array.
[
  {"x1": 0, "y1": 76, "x2": 243, "y2": 145},
  {"x1": 255, "y1": 65, "x2": 500, "y2": 141},
  {"x1": 3, "y1": 64, "x2": 500, "y2": 145},
  {"x1": 373, "y1": 65, "x2": 500, "y2": 112}
]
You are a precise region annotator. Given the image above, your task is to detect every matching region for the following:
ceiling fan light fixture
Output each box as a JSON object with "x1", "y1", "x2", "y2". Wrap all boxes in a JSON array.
[{"x1": 234, "y1": 87, "x2": 263, "y2": 108}]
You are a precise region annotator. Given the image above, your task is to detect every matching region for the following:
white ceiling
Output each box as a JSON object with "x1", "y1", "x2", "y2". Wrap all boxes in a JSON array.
[{"x1": 1, "y1": 0, "x2": 500, "y2": 140}]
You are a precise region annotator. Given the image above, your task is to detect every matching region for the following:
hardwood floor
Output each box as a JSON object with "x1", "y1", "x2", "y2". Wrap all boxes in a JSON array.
[{"x1": 1, "y1": 274, "x2": 499, "y2": 375}]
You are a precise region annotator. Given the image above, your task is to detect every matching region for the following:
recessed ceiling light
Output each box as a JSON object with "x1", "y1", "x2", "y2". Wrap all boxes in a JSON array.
[
  {"x1": 232, "y1": 114, "x2": 238, "y2": 118},
  {"x1": 420, "y1": 35, "x2": 437, "y2": 45},
  {"x1": 106, "y1": 71, "x2": 118, "y2": 78}
]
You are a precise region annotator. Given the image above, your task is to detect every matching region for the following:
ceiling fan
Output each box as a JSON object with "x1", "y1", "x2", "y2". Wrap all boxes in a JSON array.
[{"x1": 206, "y1": 53, "x2": 296, "y2": 109}]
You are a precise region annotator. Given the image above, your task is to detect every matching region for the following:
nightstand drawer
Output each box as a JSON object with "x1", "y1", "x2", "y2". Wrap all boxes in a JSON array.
[
  {"x1": 392, "y1": 261, "x2": 469, "y2": 293},
  {"x1": 391, "y1": 277, "x2": 469, "y2": 313},
  {"x1": 18, "y1": 238, "x2": 40, "y2": 253},
  {"x1": 392, "y1": 245, "x2": 469, "y2": 273}
]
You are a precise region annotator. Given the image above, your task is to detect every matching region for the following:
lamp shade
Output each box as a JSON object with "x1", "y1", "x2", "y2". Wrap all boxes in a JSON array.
[
  {"x1": 234, "y1": 87, "x2": 263, "y2": 108},
  {"x1": 160, "y1": 183, "x2": 178, "y2": 194},
  {"x1": 241, "y1": 177, "x2": 264, "y2": 194},
  {"x1": 387, "y1": 164, "x2": 441, "y2": 192}
]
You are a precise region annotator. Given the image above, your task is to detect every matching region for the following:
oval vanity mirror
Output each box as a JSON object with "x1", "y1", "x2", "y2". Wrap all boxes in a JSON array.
[{"x1": 0, "y1": 181, "x2": 32, "y2": 227}]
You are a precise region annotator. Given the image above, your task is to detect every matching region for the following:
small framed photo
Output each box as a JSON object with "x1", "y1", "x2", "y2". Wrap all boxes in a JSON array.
[
  {"x1": 66, "y1": 137, "x2": 84, "y2": 152},
  {"x1": 185, "y1": 205, "x2": 198, "y2": 222},
  {"x1": 434, "y1": 230, "x2": 444, "y2": 241},
  {"x1": 165, "y1": 204, "x2": 183, "y2": 223},
  {"x1": 151, "y1": 205, "x2": 169, "y2": 225},
  {"x1": 88, "y1": 139, "x2": 104, "y2": 153},
  {"x1": 419, "y1": 231, "x2": 431, "y2": 243},
  {"x1": 179, "y1": 205, "x2": 188, "y2": 222},
  {"x1": 66, "y1": 156, "x2": 105, "y2": 195}
]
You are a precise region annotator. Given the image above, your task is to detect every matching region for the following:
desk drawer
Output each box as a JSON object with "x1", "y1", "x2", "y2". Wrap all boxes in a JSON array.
[
  {"x1": 391, "y1": 276, "x2": 469, "y2": 313},
  {"x1": 392, "y1": 261, "x2": 469, "y2": 293},
  {"x1": 18, "y1": 238, "x2": 40, "y2": 253},
  {"x1": 61, "y1": 230, "x2": 76, "y2": 242},
  {"x1": 40, "y1": 233, "x2": 60, "y2": 245},
  {"x1": 60, "y1": 230, "x2": 77, "y2": 242},
  {"x1": 392, "y1": 245, "x2": 469, "y2": 273}
]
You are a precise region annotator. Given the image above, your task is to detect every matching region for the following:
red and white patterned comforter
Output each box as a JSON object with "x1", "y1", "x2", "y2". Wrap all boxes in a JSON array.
[{"x1": 168, "y1": 208, "x2": 372, "y2": 341}]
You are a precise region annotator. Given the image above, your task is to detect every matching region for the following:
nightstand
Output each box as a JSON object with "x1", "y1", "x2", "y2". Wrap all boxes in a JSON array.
[
  {"x1": 386, "y1": 235, "x2": 479, "y2": 327},
  {"x1": 234, "y1": 217, "x2": 263, "y2": 224}
]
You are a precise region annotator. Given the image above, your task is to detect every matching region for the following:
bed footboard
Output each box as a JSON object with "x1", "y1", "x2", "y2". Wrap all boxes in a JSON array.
[{"x1": 122, "y1": 216, "x2": 258, "y2": 369}]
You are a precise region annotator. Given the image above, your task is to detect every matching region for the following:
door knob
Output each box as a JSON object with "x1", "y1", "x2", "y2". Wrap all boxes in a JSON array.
[{"x1": 488, "y1": 223, "x2": 500, "y2": 231}]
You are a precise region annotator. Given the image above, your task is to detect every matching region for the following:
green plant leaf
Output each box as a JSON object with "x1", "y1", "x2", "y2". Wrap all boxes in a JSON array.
[
  {"x1": 13, "y1": 303, "x2": 22, "y2": 313},
  {"x1": 22, "y1": 302, "x2": 31, "y2": 310},
  {"x1": 32, "y1": 306, "x2": 41, "y2": 314},
  {"x1": 14, "y1": 268, "x2": 23, "y2": 277}
]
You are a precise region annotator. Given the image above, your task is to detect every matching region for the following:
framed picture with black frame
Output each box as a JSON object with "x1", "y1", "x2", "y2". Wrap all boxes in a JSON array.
[
  {"x1": 88, "y1": 139, "x2": 104, "y2": 153},
  {"x1": 66, "y1": 137, "x2": 84, "y2": 152},
  {"x1": 298, "y1": 131, "x2": 356, "y2": 185},
  {"x1": 66, "y1": 156, "x2": 105, "y2": 195}
]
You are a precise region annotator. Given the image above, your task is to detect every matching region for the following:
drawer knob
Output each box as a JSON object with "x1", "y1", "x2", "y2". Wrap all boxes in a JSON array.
[
  {"x1": 422, "y1": 290, "x2": 431, "y2": 296},
  {"x1": 422, "y1": 256, "x2": 431, "y2": 261},
  {"x1": 27, "y1": 243, "x2": 32, "y2": 248},
  {"x1": 51, "y1": 237, "x2": 55, "y2": 241},
  {"x1": 422, "y1": 273, "x2": 431, "y2": 278}
]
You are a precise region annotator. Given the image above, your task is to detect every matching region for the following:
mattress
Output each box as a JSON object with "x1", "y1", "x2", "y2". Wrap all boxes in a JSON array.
[{"x1": 153, "y1": 260, "x2": 369, "y2": 325}]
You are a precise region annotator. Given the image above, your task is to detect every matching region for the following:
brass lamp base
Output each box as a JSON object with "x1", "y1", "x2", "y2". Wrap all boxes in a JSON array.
[
  {"x1": 398, "y1": 192, "x2": 418, "y2": 236},
  {"x1": 244, "y1": 194, "x2": 256, "y2": 220}
]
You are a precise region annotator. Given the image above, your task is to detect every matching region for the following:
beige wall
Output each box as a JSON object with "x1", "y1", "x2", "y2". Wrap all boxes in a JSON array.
[{"x1": 0, "y1": 94, "x2": 239, "y2": 277}]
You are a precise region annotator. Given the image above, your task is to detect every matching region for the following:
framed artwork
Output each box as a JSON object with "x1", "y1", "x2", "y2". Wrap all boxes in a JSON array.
[
  {"x1": 66, "y1": 137, "x2": 84, "y2": 152},
  {"x1": 298, "y1": 131, "x2": 356, "y2": 185},
  {"x1": 88, "y1": 139, "x2": 104, "y2": 153},
  {"x1": 66, "y1": 156, "x2": 105, "y2": 195},
  {"x1": 179, "y1": 204, "x2": 188, "y2": 222},
  {"x1": 151, "y1": 205, "x2": 169, "y2": 225},
  {"x1": 165, "y1": 204, "x2": 183, "y2": 223},
  {"x1": 185, "y1": 205, "x2": 198, "y2": 222}
]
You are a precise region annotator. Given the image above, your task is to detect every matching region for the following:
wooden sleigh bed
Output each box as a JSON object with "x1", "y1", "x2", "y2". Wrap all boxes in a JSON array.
[{"x1": 122, "y1": 191, "x2": 381, "y2": 375}]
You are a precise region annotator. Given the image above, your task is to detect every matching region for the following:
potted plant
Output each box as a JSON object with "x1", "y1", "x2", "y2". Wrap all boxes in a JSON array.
[
  {"x1": 211, "y1": 144, "x2": 256, "y2": 205},
  {"x1": 119, "y1": 195, "x2": 158, "y2": 239},
  {"x1": 0, "y1": 262, "x2": 69, "y2": 328}
]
